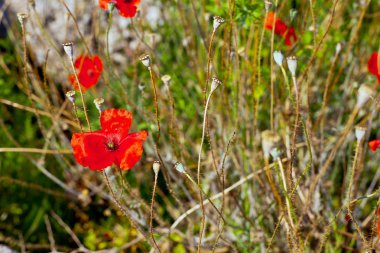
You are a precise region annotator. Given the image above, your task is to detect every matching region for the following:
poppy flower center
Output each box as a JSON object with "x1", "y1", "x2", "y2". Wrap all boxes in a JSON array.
[{"x1": 106, "y1": 141, "x2": 118, "y2": 151}]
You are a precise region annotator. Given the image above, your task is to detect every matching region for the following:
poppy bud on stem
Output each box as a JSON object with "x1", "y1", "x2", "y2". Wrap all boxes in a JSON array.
[
  {"x1": 66, "y1": 90, "x2": 76, "y2": 104},
  {"x1": 139, "y1": 54, "x2": 151, "y2": 69},
  {"x1": 94, "y1": 98, "x2": 105, "y2": 113},
  {"x1": 264, "y1": 0, "x2": 272, "y2": 12},
  {"x1": 153, "y1": 161, "x2": 160, "y2": 175},
  {"x1": 17, "y1": 12, "x2": 28, "y2": 27},
  {"x1": 356, "y1": 84, "x2": 374, "y2": 109},
  {"x1": 62, "y1": 42, "x2": 74, "y2": 61},
  {"x1": 213, "y1": 16, "x2": 225, "y2": 32}
]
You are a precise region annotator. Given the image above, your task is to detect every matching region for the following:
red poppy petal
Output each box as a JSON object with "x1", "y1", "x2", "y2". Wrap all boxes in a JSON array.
[
  {"x1": 265, "y1": 12, "x2": 276, "y2": 30},
  {"x1": 369, "y1": 53, "x2": 379, "y2": 76},
  {"x1": 116, "y1": 131, "x2": 148, "y2": 170},
  {"x1": 93, "y1": 55, "x2": 104, "y2": 73},
  {"x1": 116, "y1": 3, "x2": 138, "y2": 18},
  {"x1": 99, "y1": 0, "x2": 111, "y2": 9},
  {"x1": 369, "y1": 140, "x2": 380, "y2": 151},
  {"x1": 285, "y1": 27, "x2": 297, "y2": 46},
  {"x1": 100, "y1": 109, "x2": 132, "y2": 136},
  {"x1": 71, "y1": 131, "x2": 115, "y2": 170},
  {"x1": 377, "y1": 75, "x2": 380, "y2": 84},
  {"x1": 274, "y1": 19, "x2": 288, "y2": 36},
  {"x1": 68, "y1": 74, "x2": 88, "y2": 92}
]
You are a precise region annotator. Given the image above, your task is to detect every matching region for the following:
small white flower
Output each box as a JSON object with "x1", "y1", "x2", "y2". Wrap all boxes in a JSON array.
[
  {"x1": 213, "y1": 16, "x2": 225, "y2": 31},
  {"x1": 66, "y1": 90, "x2": 76, "y2": 104},
  {"x1": 273, "y1": 51, "x2": 284, "y2": 66},
  {"x1": 356, "y1": 84, "x2": 375, "y2": 109},
  {"x1": 174, "y1": 162, "x2": 186, "y2": 173},
  {"x1": 63, "y1": 42, "x2": 74, "y2": 60},
  {"x1": 139, "y1": 54, "x2": 151, "y2": 68},
  {"x1": 211, "y1": 77, "x2": 222, "y2": 93},
  {"x1": 355, "y1": 126, "x2": 366, "y2": 141},
  {"x1": 287, "y1": 56, "x2": 297, "y2": 76},
  {"x1": 93, "y1": 98, "x2": 105, "y2": 112},
  {"x1": 153, "y1": 161, "x2": 160, "y2": 175}
]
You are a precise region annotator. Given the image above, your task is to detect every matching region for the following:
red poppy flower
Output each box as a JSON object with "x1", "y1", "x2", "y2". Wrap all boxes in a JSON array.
[
  {"x1": 265, "y1": 12, "x2": 288, "y2": 37},
  {"x1": 377, "y1": 208, "x2": 380, "y2": 237},
  {"x1": 265, "y1": 12, "x2": 296, "y2": 47},
  {"x1": 71, "y1": 109, "x2": 148, "y2": 171},
  {"x1": 68, "y1": 55, "x2": 103, "y2": 92},
  {"x1": 369, "y1": 139, "x2": 380, "y2": 151},
  {"x1": 368, "y1": 53, "x2": 380, "y2": 83},
  {"x1": 99, "y1": 0, "x2": 140, "y2": 18},
  {"x1": 284, "y1": 27, "x2": 297, "y2": 47}
]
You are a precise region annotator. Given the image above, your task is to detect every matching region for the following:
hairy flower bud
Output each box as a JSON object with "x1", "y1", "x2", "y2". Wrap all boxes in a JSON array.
[
  {"x1": 139, "y1": 54, "x2": 151, "y2": 68},
  {"x1": 66, "y1": 90, "x2": 76, "y2": 104},
  {"x1": 264, "y1": 0, "x2": 272, "y2": 12},
  {"x1": 213, "y1": 16, "x2": 225, "y2": 31},
  {"x1": 174, "y1": 162, "x2": 186, "y2": 173},
  {"x1": 94, "y1": 98, "x2": 105, "y2": 113},
  {"x1": 17, "y1": 12, "x2": 28, "y2": 26},
  {"x1": 273, "y1": 51, "x2": 284, "y2": 66},
  {"x1": 153, "y1": 161, "x2": 160, "y2": 175},
  {"x1": 356, "y1": 84, "x2": 374, "y2": 109},
  {"x1": 161, "y1": 75, "x2": 171, "y2": 87},
  {"x1": 211, "y1": 77, "x2": 222, "y2": 93},
  {"x1": 63, "y1": 42, "x2": 74, "y2": 60},
  {"x1": 287, "y1": 56, "x2": 297, "y2": 76},
  {"x1": 355, "y1": 126, "x2": 366, "y2": 141}
]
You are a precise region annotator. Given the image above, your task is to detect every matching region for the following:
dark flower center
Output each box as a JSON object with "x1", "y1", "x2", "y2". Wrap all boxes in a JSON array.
[{"x1": 106, "y1": 141, "x2": 118, "y2": 151}]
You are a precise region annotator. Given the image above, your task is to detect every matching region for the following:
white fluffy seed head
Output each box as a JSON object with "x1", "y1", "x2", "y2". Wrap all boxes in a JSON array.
[
  {"x1": 273, "y1": 51, "x2": 284, "y2": 66},
  {"x1": 355, "y1": 126, "x2": 366, "y2": 141},
  {"x1": 66, "y1": 90, "x2": 76, "y2": 104},
  {"x1": 63, "y1": 42, "x2": 74, "y2": 60},
  {"x1": 287, "y1": 56, "x2": 297, "y2": 76},
  {"x1": 174, "y1": 162, "x2": 186, "y2": 173},
  {"x1": 356, "y1": 84, "x2": 375, "y2": 109},
  {"x1": 213, "y1": 16, "x2": 225, "y2": 31},
  {"x1": 139, "y1": 54, "x2": 151, "y2": 68},
  {"x1": 153, "y1": 161, "x2": 160, "y2": 175}
]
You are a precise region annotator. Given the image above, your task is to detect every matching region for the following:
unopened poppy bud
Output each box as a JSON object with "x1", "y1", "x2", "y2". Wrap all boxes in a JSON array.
[
  {"x1": 211, "y1": 77, "x2": 222, "y2": 93},
  {"x1": 94, "y1": 98, "x2": 105, "y2": 112},
  {"x1": 139, "y1": 54, "x2": 151, "y2": 68},
  {"x1": 273, "y1": 51, "x2": 283, "y2": 66},
  {"x1": 287, "y1": 56, "x2": 297, "y2": 76},
  {"x1": 356, "y1": 84, "x2": 375, "y2": 109},
  {"x1": 213, "y1": 16, "x2": 225, "y2": 31},
  {"x1": 153, "y1": 161, "x2": 160, "y2": 175},
  {"x1": 66, "y1": 90, "x2": 76, "y2": 104},
  {"x1": 174, "y1": 162, "x2": 186, "y2": 173},
  {"x1": 354, "y1": 126, "x2": 366, "y2": 141},
  {"x1": 63, "y1": 42, "x2": 74, "y2": 60},
  {"x1": 17, "y1": 12, "x2": 28, "y2": 26},
  {"x1": 264, "y1": 0, "x2": 272, "y2": 11},
  {"x1": 335, "y1": 42, "x2": 342, "y2": 54},
  {"x1": 270, "y1": 147, "x2": 281, "y2": 160},
  {"x1": 261, "y1": 130, "x2": 281, "y2": 159},
  {"x1": 107, "y1": 2, "x2": 115, "y2": 12},
  {"x1": 161, "y1": 75, "x2": 171, "y2": 87}
]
